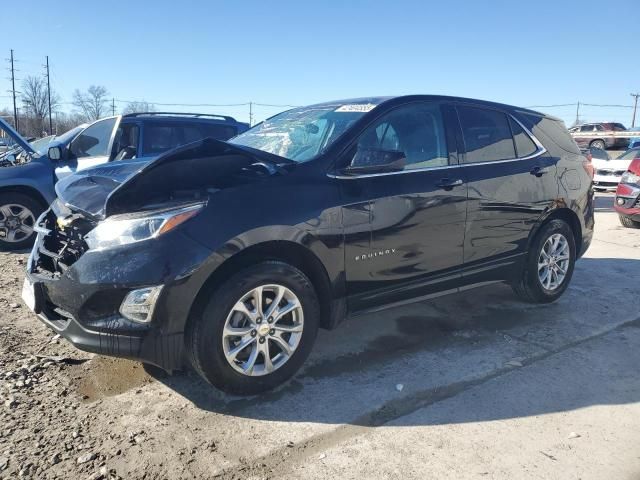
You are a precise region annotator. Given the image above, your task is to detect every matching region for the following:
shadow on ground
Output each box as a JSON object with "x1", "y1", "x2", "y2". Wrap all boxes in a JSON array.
[{"x1": 139, "y1": 257, "x2": 640, "y2": 427}]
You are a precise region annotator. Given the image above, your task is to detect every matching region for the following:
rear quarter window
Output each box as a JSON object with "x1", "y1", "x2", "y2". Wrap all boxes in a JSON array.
[{"x1": 523, "y1": 115, "x2": 581, "y2": 155}]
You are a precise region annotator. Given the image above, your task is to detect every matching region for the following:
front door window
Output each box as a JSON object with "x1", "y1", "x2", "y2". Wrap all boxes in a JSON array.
[{"x1": 69, "y1": 117, "x2": 117, "y2": 158}]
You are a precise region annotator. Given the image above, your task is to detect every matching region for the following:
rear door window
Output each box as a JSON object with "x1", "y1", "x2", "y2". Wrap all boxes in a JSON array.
[
  {"x1": 457, "y1": 106, "x2": 516, "y2": 163},
  {"x1": 201, "y1": 124, "x2": 238, "y2": 140},
  {"x1": 142, "y1": 122, "x2": 239, "y2": 156},
  {"x1": 142, "y1": 124, "x2": 180, "y2": 155}
]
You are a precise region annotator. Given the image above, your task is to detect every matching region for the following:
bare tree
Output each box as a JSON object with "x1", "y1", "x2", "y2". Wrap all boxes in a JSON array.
[
  {"x1": 72, "y1": 85, "x2": 110, "y2": 121},
  {"x1": 20, "y1": 76, "x2": 60, "y2": 135},
  {"x1": 122, "y1": 101, "x2": 156, "y2": 114},
  {"x1": 54, "y1": 111, "x2": 88, "y2": 136}
]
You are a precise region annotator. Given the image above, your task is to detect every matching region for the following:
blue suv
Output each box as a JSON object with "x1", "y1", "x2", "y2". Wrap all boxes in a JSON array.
[{"x1": 0, "y1": 113, "x2": 248, "y2": 249}]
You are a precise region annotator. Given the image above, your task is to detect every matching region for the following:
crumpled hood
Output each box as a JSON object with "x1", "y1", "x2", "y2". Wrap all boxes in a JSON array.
[
  {"x1": 55, "y1": 161, "x2": 146, "y2": 218},
  {"x1": 55, "y1": 138, "x2": 290, "y2": 219}
]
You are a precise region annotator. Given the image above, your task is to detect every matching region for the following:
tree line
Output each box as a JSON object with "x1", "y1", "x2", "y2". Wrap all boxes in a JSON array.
[{"x1": 0, "y1": 77, "x2": 155, "y2": 139}]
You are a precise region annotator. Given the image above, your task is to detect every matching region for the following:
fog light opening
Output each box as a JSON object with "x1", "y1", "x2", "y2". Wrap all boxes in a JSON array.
[
  {"x1": 119, "y1": 286, "x2": 163, "y2": 323},
  {"x1": 616, "y1": 197, "x2": 625, "y2": 206}
]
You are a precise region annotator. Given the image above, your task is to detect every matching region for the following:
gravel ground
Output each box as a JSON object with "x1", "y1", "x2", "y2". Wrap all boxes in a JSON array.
[{"x1": 0, "y1": 193, "x2": 639, "y2": 479}]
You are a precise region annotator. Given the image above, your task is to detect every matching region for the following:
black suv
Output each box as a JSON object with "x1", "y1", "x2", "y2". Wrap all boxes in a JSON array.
[{"x1": 23, "y1": 96, "x2": 594, "y2": 394}]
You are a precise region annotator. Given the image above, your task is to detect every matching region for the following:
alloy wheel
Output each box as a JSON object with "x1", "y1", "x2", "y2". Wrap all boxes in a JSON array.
[
  {"x1": 222, "y1": 284, "x2": 304, "y2": 376},
  {"x1": 537, "y1": 233, "x2": 570, "y2": 291},
  {"x1": 0, "y1": 204, "x2": 35, "y2": 243}
]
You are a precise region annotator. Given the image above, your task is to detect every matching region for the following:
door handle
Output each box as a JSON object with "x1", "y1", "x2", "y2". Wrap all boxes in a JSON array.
[
  {"x1": 530, "y1": 166, "x2": 549, "y2": 177},
  {"x1": 436, "y1": 178, "x2": 464, "y2": 190}
]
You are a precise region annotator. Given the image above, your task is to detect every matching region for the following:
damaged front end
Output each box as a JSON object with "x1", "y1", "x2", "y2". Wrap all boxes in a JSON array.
[
  {"x1": 24, "y1": 137, "x2": 293, "y2": 370},
  {"x1": 32, "y1": 202, "x2": 94, "y2": 278}
]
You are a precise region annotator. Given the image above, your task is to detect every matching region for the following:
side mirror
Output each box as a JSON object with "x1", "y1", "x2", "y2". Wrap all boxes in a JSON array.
[
  {"x1": 344, "y1": 148, "x2": 406, "y2": 175},
  {"x1": 48, "y1": 145, "x2": 63, "y2": 161}
]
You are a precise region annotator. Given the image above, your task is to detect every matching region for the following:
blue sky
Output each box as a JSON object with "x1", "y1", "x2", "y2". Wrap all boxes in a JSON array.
[{"x1": 2, "y1": 0, "x2": 639, "y2": 126}]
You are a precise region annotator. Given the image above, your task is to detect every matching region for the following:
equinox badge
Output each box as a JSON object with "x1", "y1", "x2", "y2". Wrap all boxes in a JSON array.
[{"x1": 355, "y1": 248, "x2": 396, "y2": 261}]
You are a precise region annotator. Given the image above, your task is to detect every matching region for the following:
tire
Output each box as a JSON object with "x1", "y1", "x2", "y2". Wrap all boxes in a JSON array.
[
  {"x1": 512, "y1": 219, "x2": 576, "y2": 303},
  {"x1": 0, "y1": 192, "x2": 44, "y2": 251},
  {"x1": 619, "y1": 214, "x2": 640, "y2": 229},
  {"x1": 187, "y1": 261, "x2": 320, "y2": 395},
  {"x1": 589, "y1": 139, "x2": 606, "y2": 150}
]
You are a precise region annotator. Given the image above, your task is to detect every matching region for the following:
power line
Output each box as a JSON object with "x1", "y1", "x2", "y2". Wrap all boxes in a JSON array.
[
  {"x1": 526, "y1": 103, "x2": 578, "y2": 108},
  {"x1": 581, "y1": 103, "x2": 634, "y2": 109},
  {"x1": 113, "y1": 98, "x2": 250, "y2": 107},
  {"x1": 111, "y1": 98, "x2": 300, "y2": 109},
  {"x1": 527, "y1": 102, "x2": 634, "y2": 109}
]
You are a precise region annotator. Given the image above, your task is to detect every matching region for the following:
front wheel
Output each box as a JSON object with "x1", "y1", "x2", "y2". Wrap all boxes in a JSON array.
[
  {"x1": 589, "y1": 139, "x2": 606, "y2": 150},
  {"x1": 187, "y1": 261, "x2": 320, "y2": 395},
  {"x1": 0, "y1": 192, "x2": 44, "y2": 251},
  {"x1": 619, "y1": 214, "x2": 640, "y2": 229},
  {"x1": 512, "y1": 220, "x2": 576, "y2": 303}
]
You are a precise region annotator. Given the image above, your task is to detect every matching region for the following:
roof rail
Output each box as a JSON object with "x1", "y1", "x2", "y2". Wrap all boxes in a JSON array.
[{"x1": 123, "y1": 112, "x2": 238, "y2": 122}]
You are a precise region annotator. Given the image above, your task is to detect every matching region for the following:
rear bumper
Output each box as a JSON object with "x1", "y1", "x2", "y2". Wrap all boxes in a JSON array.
[
  {"x1": 614, "y1": 205, "x2": 640, "y2": 221},
  {"x1": 614, "y1": 184, "x2": 640, "y2": 219}
]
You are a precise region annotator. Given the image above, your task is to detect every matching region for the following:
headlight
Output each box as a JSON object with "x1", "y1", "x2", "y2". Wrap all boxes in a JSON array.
[
  {"x1": 84, "y1": 203, "x2": 204, "y2": 250},
  {"x1": 621, "y1": 171, "x2": 640, "y2": 185}
]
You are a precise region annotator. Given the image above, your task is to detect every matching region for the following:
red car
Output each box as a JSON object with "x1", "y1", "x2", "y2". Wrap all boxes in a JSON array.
[{"x1": 614, "y1": 155, "x2": 640, "y2": 228}]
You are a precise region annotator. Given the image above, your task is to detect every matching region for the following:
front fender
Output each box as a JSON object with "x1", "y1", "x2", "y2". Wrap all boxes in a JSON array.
[
  {"x1": 160, "y1": 223, "x2": 344, "y2": 335},
  {"x1": 0, "y1": 157, "x2": 56, "y2": 204}
]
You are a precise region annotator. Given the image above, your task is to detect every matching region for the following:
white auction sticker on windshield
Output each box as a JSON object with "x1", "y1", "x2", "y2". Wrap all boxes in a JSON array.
[{"x1": 335, "y1": 104, "x2": 377, "y2": 113}]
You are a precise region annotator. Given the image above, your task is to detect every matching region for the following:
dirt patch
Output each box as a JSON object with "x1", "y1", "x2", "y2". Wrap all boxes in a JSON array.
[{"x1": 75, "y1": 357, "x2": 155, "y2": 402}]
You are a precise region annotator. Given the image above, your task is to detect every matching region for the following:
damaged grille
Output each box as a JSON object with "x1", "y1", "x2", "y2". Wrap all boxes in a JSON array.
[
  {"x1": 595, "y1": 169, "x2": 625, "y2": 176},
  {"x1": 34, "y1": 210, "x2": 94, "y2": 277}
]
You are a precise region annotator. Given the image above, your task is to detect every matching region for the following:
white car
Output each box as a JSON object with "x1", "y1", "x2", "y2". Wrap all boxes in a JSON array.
[{"x1": 592, "y1": 147, "x2": 640, "y2": 191}]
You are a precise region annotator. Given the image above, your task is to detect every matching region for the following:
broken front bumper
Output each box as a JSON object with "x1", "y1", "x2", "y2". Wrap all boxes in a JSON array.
[{"x1": 24, "y1": 213, "x2": 213, "y2": 371}]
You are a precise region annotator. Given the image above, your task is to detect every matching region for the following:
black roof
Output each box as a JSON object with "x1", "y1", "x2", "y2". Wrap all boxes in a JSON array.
[{"x1": 305, "y1": 95, "x2": 551, "y2": 120}]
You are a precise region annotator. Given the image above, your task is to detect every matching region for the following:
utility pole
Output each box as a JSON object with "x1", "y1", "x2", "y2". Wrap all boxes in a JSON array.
[
  {"x1": 631, "y1": 93, "x2": 639, "y2": 128},
  {"x1": 112, "y1": 98, "x2": 116, "y2": 116},
  {"x1": 575, "y1": 101, "x2": 580, "y2": 126},
  {"x1": 249, "y1": 101, "x2": 253, "y2": 127},
  {"x1": 45, "y1": 55, "x2": 52, "y2": 134},
  {"x1": 9, "y1": 49, "x2": 18, "y2": 129}
]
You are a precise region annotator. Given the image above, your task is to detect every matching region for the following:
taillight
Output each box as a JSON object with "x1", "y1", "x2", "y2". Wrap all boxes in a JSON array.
[
  {"x1": 616, "y1": 183, "x2": 636, "y2": 196},
  {"x1": 583, "y1": 155, "x2": 594, "y2": 179},
  {"x1": 628, "y1": 158, "x2": 640, "y2": 176}
]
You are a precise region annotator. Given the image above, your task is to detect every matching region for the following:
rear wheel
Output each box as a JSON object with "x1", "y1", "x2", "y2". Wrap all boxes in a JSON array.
[
  {"x1": 512, "y1": 220, "x2": 576, "y2": 303},
  {"x1": 619, "y1": 214, "x2": 640, "y2": 229},
  {"x1": 0, "y1": 193, "x2": 43, "y2": 251},
  {"x1": 187, "y1": 261, "x2": 320, "y2": 395},
  {"x1": 589, "y1": 139, "x2": 606, "y2": 150}
]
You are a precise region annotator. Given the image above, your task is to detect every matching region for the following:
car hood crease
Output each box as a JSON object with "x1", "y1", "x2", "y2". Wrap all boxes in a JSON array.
[{"x1": 55, "y1": 138, "x2": 291, "y2": 219}]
